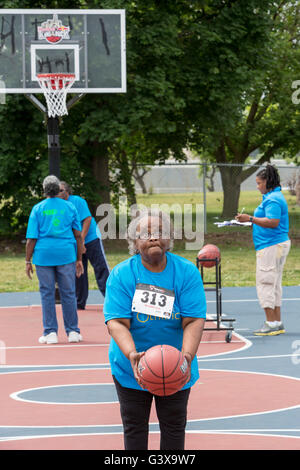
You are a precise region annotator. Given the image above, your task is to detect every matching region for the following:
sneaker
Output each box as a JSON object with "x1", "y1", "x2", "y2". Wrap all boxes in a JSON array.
[
  {"x1": 277, "y1": 322, "x2": 285, "y2": 334},
  {"x1": 253, "y1": 322, "x2": 281, "y2": 336},
  {"x1": 39, "y1": 332, "x2": 58, "y2": 344},
  {"x1": 68, "y1": 331, "x2": 83, "y2": 343}
]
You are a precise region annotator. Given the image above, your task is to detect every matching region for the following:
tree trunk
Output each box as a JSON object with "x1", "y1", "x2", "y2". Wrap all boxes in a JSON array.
[
  {"x1": 207, "y1": 166, "x2": 216, "y2": 192},
  {"x1": 296, "y1": 174, "x2": 300, "y2": 206},
  {"x1": 133, "y1": 169, "x2": 148, "y2": 194},
  {"x1": 118, "y1": 152, "x2": 137, "y2": 207},
  {"x1": 214, "y1": 135, "x2": 277, "y2": 219},
  {"x1": 91, "y1": 141, "x2": 111, "y2": 214},
  {"x1": 218, "y1": 165, "x2": 243, "y2": 219}
]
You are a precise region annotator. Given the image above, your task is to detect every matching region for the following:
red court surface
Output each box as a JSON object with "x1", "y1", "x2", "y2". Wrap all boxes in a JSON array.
[
  {"x1": 1, "y1": 304, "x2": 300, "y2": 450},
  {"x1": 1, "y1": 432, "x2": 299, "y2": 451}
]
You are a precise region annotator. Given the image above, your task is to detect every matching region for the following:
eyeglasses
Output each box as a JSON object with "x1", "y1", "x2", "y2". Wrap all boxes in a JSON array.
[{"x1": 137, "y1": 231, "x2": 170, "y2": 240}]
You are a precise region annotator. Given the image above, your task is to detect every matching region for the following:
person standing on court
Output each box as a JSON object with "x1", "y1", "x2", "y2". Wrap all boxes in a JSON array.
[
  {"x1": 103, "y1": 209, "x2": 206, "y2": 450},
  {"x1": 25, "y1": 175, "x2": 84, "y2": 344},
  {"x1": 236, "y1": 164, "x2": 290, "y2": 336},
  {"x1": 58, "y1": 181, "x2": 110, "y2": 309}
]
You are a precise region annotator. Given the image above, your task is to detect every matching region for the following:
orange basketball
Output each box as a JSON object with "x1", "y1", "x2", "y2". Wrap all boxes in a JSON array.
[
  {"x1": 137, "y1": 345, "x2": 189, "y2": 396},
  {"x1": 197, "y1": 244, "x2": 221, "y2": 268}
]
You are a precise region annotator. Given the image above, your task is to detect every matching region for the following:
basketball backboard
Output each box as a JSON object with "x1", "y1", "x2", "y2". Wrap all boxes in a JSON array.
[{"x1": 0, "y1": 9, "x2": 126, "y2": 94}]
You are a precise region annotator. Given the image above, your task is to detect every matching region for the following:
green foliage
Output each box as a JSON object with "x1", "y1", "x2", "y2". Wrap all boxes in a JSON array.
[
  {"x1": 0, "y1": 95, "x2": 47, "y2": 232},
  {"x1": 1, "y1": 0, "x2": 299, "y2": 232}
]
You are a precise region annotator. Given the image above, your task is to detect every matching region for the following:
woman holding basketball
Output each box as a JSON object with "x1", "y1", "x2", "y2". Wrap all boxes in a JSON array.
[
  {"x1": 103, "y1": 209, "x2": 206, "y2": 450},
  {"x1": 236, "y1": 164, "x2": 290, "y2": 336}
]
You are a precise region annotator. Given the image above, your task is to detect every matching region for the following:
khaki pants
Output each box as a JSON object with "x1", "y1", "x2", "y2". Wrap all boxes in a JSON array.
[{"x1": 256, "y1": 240, "x2": 291, "y2": 309}]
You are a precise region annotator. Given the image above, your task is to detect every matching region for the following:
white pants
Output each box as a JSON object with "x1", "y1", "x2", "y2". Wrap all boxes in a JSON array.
[{"x1": 256, "y1": 240, "x2": 291, "y2": 309}]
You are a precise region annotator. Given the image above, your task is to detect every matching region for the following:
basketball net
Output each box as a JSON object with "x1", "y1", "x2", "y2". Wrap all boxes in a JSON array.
[{"x1": 37, "y1": 73, "x2": 76, "y2": 118}]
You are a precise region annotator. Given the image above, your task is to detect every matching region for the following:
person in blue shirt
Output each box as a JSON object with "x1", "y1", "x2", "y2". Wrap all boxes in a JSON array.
[
  {"x1": 104, "y1": 209, "x2": 206, "y2": 450},
  {"x1": 236, "y1": 164, "x2": 290, "y2": 336},
  {"x1": 25, "y1": 175, "x2": 84, "y2": 344},
  {"x1": 58, "y1": 182, "x2": 110, "y2": 309}
]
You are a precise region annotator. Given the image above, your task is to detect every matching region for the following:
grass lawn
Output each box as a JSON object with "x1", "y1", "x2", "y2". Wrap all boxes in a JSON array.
[
  {"x1": 1, "y1": 243, "x2": 299, "y2": 293},
  {"x1": 138, "y1": 190, "x2": 300, "y2": 236},
  {"x1": 0, "y1": 190, "x2": 299, "y2": 292}
]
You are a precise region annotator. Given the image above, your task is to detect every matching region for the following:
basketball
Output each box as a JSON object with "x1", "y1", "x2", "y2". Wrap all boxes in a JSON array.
[
  {"x1": 197, "y1": 244, "x2": 221, "y2": 268},
  {"x1": 137, "y1": 345, "x2": 189, "y2": 396}
]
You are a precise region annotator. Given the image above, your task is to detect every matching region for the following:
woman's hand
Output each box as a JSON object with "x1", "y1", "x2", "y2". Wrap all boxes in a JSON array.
[
  {"x1": 235, "y1": 213, "x2": 250, "y2": 223},
  {"x1": 128, "y1": 350, "x2": 145, "y2": 387},
  {"x1": 76, "y1": 260, "x2": 84, "y2": 278},
  {"x1": 25, "y1": 262, "x2": 34, "y2": 280}
]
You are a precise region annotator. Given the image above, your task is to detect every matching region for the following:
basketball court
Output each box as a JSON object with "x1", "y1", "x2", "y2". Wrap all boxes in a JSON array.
[
  {"x1": 0, "y1": 7, "x2": 299, "y2": 454},
  {"x1": 0, "y1": 285, "x2": 300, "y2": 451}
]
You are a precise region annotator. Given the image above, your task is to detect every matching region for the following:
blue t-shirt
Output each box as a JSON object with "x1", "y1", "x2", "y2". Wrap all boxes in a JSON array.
[
  {"x1": 103, "y1": 252, "x2": 207, "y2": 391},
  {"x1": 67, "y1": 195, "x2": 100, "y2": 244},
  {"x1": 26, "y1": 197, "x2": 81, "y2": 266},
  {"x1": 252, "y1": 186, "x2": 289, "y2": 251}
]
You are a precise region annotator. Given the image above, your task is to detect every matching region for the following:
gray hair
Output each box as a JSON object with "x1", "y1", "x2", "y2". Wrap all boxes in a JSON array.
[
  {"x1": 43, "y1": 175, "x2": 60, "y2": 197},
  {"x1": 59, "y1": 181, "x2": 73, "y2": 195},
  {"x1": 127, "y1": 208, "x2": 174, "y2": 255}
]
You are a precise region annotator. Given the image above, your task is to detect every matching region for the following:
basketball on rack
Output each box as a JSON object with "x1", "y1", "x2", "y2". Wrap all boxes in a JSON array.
[
  {"x1": 137, "y1": 345, "x2": 189, "y2": 396},
  {"x1": 197, "y1": 244, "x2": 221, "y2": 268}
]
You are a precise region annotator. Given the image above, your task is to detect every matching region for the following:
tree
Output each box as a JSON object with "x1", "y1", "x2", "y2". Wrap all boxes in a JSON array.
[
  {"x1": 188, "y1": 0, "x2": 300, "y2": 218},
  {"x1": 0, "y1": 0, "x2": 190, "y2": 231},
  {"x1": 1, "y1": 0, "x2": 289, "y2": 233},
  {"x1": 72, "y1": 0, "x2": 191, "y2": 210},
  {"x1": 0, "y1": 0, "x2": 86, "y2": 234}
]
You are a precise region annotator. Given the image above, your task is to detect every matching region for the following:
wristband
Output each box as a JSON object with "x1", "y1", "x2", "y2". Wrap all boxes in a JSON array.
[
  {"x1": 184, "y1": 352, "x2": 193, "y2": 362},
  {"x1": 25, "y1": 261, "x2": 32, "y2": 264}
]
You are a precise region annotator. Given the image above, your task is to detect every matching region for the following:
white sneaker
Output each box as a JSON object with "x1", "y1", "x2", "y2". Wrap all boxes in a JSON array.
[
  {"x1": 68, "y1": 331, "x2": 83, "y2": 343},
  {"x1": 39, "y1": 332, "x2": 58, "y2": 344}
]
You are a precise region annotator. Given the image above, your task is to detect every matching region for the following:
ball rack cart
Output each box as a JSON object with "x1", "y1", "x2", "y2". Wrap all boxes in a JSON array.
[{"x1": 196, "y1": 256, "x2": 235, "y2": 343}]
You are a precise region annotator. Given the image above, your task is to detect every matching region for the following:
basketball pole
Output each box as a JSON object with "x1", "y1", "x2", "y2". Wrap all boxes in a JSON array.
[
  {"x1": 47, "y1": 116, "x2": 60, "y2": 178},
  {"x1": 46, "y1": 94, "x2": 85, "y2": 178},
  {"x1": 25, "y1": 94, "x2": 60, "y2": 178}
]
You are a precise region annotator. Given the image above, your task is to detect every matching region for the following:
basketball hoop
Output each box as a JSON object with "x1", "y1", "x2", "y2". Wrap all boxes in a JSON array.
[{"x1": 37, "y1": 73, "x2": 76, "y2": 118}]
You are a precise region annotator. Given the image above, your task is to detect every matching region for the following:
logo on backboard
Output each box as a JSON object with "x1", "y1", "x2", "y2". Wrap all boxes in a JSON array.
[{"x1": 38, "y1": 14, "x2": 70, "y2": 44}]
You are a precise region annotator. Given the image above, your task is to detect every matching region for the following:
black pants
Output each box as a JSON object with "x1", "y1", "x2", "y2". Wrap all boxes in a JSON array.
[
  {"x1": 113, "y1": 376, "x2": 191, "y2": 451},
  {"x1": 76, "y1": 238, "x2": 110, "y2": 308}
]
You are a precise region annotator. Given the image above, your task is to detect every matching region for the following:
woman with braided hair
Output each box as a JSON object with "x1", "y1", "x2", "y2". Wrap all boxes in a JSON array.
[{"x1": 236, "y1": 164, "x2": 290, "y2": 336}]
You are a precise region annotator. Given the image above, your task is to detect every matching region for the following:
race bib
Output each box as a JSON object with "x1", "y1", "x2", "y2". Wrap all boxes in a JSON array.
[{"x1": 131, "y1": 283, "x2": 175, "y2": 320}]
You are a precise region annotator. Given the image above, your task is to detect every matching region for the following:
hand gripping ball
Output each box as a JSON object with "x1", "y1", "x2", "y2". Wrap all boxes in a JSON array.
[{"x1": 137, "y1": 344, "x2": 189, "y2": 396}]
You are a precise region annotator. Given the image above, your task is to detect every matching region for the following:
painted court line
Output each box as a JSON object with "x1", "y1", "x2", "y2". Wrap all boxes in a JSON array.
[
  {"x1": 200, "y1": 353, "x2": 296, "y2": 362},
  {"x1": 10, "y1": 382, "x2": 118, "y2": 405},
  {"x1": 0, "y1": 430, "x2": 299, "y2": 444},
  {"x1": 0, "y1": 426, "x2": 299, "y2": 444},
  {"x1": 0, "y1": 297, "x2": 299, "y2": 310},
  {"x1": 0, "y1": 364, "x2": 111, "y2": 374},
  {"x1": 0, "y1": 432, "x2": 125, "y2": 443},
  {"x1": 212, "y1": 297, "x2": 300, "y2": 303},
  {"x1": 0, "y1": 340, "x2": 244, "y2": 352},
  {"x1": 0, "y1": 344, "x2": 109, "y2": 350}
]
